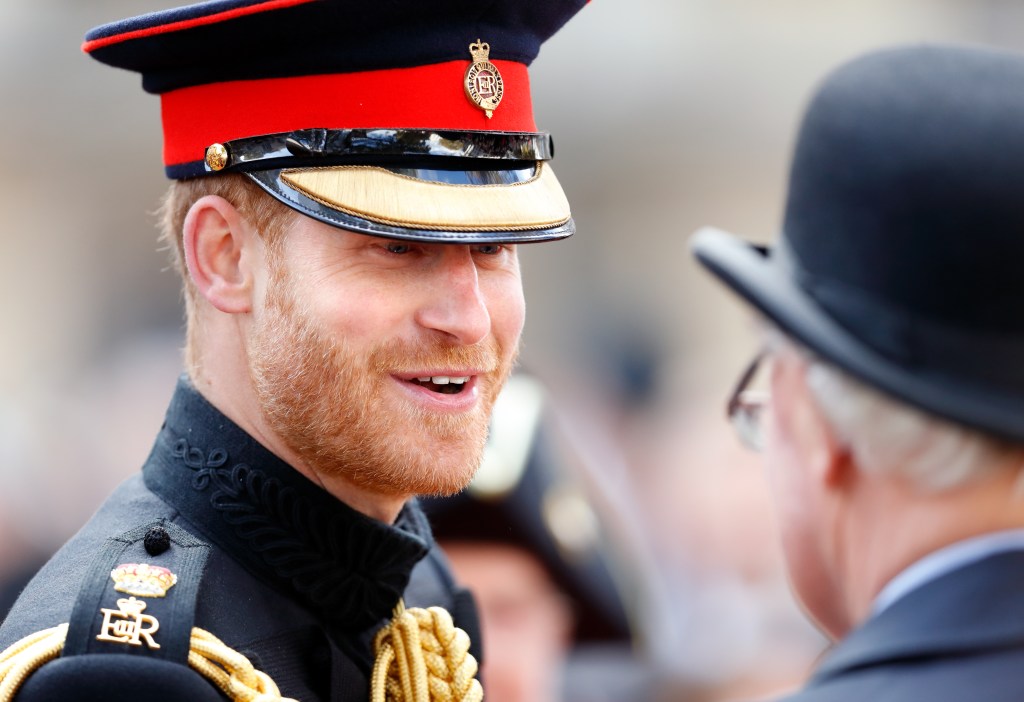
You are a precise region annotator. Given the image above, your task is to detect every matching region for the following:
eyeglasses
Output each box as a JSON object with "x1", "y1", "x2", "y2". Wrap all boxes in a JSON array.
[{"x1": 727, "y1": 350, "x2": 770, "y2": 451}]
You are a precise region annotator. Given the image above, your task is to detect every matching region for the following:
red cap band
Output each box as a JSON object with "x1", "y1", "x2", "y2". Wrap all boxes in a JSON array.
[{"x1": 159, "y1": 60, "x2": 535, "y2": 168}]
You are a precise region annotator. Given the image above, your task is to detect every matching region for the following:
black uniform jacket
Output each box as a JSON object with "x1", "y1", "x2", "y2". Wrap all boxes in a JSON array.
[
  {"x1": 0, "y1": 377, "x2": 479, "y2": 701},
  {"x1": 783, "y1": 550, "x2": 1024, "y2": 702}
]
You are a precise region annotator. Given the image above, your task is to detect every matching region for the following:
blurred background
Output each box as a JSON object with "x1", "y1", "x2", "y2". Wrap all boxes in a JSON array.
[{"x1": 3, "y1": 1, "x2": 1024, "y2": 699}]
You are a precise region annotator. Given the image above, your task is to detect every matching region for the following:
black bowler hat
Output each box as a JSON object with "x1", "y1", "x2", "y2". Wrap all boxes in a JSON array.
[
  {"x1": 692, "y1": 44, "x2": 1024, "y2": 445},
  {"x1": 84, "y1": 0, "x2": 587, "y2": 243}
]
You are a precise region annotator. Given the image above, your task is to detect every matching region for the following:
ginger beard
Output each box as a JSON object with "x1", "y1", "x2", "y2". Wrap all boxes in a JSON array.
[{"x1": 248, "y1": 262, "x2": 517, "y2": 498}]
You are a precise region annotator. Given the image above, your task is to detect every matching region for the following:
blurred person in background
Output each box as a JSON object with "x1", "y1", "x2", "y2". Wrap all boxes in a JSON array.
[
  {"x1": 693, "y1": 44, "x2": 1024, "y2": 701},
  {"x1": 422, "y1": 374, "x2": 646, "y2": 702},
  {"x1": 0, "y1": 1, "x2": 589, "y2": 700}
]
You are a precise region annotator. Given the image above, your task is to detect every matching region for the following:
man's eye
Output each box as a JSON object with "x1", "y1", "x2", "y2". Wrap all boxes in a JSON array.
[
  {"x1": 385, "y1": 242, "x2": 411, "y2": 254},
  {"x1": 475, "y1": 244, "x2": 504, "y2": 255}
]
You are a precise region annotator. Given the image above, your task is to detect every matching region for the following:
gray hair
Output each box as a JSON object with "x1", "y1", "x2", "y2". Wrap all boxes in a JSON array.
[{"x1": 766, "y1": 330, "x2": 1021, "y2": 493}]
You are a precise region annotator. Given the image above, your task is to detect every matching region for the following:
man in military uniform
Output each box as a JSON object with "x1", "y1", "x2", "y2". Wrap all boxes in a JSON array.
[
  {"x1": 0, "y1": 1, "x2": 587, "y2": 700},
  {"x1": 692, "y1": 45, "x2": 1024, "y2": 700}
]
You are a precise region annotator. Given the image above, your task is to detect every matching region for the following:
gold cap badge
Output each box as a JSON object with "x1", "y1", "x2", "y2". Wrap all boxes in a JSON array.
[
  {"x1": 464, "y1": 40, "x2": 504, "y2": 118},
  {"x1": 110, "y1": 563, "x2": 178, "y2": 598}
]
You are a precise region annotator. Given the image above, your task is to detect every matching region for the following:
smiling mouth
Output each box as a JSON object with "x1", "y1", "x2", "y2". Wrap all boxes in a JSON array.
[{"x1": 408, "y1": 375, "x2": 471, "y2": 395}]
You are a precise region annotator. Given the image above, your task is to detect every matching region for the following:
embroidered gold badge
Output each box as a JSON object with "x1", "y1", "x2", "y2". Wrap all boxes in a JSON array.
[
  {"x1": 96, "y1": 597, "x2": 162, "y2": 649},
  {"x1": 464, "y1": 40, "x2": 504, "y2": 118},
  {"x1": 110, "y1": 563, "x2": 178, "y2": 598}
]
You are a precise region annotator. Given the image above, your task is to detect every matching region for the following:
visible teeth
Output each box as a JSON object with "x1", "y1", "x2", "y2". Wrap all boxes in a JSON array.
[{"x1": 412, "y1": 376, "x2": 469, "y2": 385}]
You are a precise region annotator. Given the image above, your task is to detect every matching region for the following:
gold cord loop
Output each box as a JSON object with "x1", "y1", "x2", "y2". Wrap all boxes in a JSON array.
[
  {"x1": 0, "y1": 602, "x2": 482, "y2": 702},
  {"x1": 0, "y1": 624, "x2": 68, "y2": 702},
  {"x1": 372, "y1": 601, "x2": 483, "y2": 702},
  {"x1": 188, "y1": 627, "x2": 295, "y2": 702},
  {"x1": 0, "y1": 624, "x2": 297, "y2": 702}
]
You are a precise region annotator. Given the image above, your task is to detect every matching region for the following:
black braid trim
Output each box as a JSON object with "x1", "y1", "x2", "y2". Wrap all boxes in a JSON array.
[{"x1": 171, "y1": 438, "x2": 429, "y2": 630}]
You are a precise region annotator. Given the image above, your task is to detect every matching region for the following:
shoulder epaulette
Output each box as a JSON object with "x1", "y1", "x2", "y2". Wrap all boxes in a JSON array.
[{"x1": 0, "y1": 520, "x2": 295, "y2": 701}]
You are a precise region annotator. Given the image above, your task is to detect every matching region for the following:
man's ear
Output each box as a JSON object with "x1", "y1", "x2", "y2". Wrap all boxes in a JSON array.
[
  {"x1": 779, "y1": 355, "x2": 852, "y2": 490},
  {"x1": 182, "y1": 195, "x2": 258, "y2": 314}
]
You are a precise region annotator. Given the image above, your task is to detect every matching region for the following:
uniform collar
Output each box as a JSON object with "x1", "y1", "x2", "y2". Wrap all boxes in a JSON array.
[{"x1": 142, "y1": 376, "x2": 433, "y2": 633}]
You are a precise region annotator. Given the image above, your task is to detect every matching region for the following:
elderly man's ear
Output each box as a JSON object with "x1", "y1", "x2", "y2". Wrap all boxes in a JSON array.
[
  {"x1": 182, "y1": 195, "x2": 260, "y2": 315},
  {"x1": 777, "y1": 355, "x2": 853, "y2": 490}
]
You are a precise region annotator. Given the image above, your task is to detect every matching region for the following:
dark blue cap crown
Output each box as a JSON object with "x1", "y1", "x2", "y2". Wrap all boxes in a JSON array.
[
  {"x1": 85, "y1": 0, "x2": 588, "y2": 94},
  {"x1": 693, "y1": 43, "x2": 1024, "y2": 444}
]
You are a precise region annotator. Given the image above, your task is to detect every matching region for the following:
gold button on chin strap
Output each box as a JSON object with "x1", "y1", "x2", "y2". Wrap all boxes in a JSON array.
[{"x1": 372, "y1": 601, "x2": 483, "y2": 702}]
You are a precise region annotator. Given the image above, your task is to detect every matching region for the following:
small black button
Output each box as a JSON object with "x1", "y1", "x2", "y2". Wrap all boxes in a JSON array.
[{"x1": 144, "y1": 526, "x2": 171, "y2": 556}]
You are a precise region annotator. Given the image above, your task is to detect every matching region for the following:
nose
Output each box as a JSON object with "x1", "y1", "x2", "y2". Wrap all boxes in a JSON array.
[{"x1": 415, "y1": 248, "x2": 491, "y2": 345}]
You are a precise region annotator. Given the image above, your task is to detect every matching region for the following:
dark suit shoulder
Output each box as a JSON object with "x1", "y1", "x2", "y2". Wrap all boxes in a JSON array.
[
  {"x1": 1, "y1": 475, "x2": 176, "y2": 645},
  {"x1": 781, "y1": 645, "x2": 1024, "y2": 702},
  {"x1": 786, "y1": 553, "x2": 1024, "y2": 702}
]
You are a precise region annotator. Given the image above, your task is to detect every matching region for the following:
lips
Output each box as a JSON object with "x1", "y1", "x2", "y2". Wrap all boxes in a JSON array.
[
  {"x1": 390, "y1": 370, "x2": 487, "y2": 412},
  {"x1": 408, "y1": 375, "x2": 470, "y2": 394}
]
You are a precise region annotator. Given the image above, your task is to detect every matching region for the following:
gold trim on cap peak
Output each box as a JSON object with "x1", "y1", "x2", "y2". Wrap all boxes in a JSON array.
[{"x1": 280, "y1": 162, "x2": 570, "y2": 232}]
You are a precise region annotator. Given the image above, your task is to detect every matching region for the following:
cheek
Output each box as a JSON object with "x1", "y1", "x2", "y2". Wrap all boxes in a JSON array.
[
  {"x1": 311, "y1": 282, "x2": 405, "y2": 340},
  {"x1": 764, "y1": 439, "x2": 806, "y2": 568},
  {"x1": 763, "y1": 390, "x2": 811, "y2": 529},
  {"x1": 764, "y1": 410, "x2": 795, "y2": 509},
  {"x1": 765, "y1": 414, "x2": 809, "y2": 559},
  {"x1": 764, "y1": 415, "x2": 841, "y2": 633},
  {"x1": 486, "y1": 276, "x2": 526, "y2": 345}
]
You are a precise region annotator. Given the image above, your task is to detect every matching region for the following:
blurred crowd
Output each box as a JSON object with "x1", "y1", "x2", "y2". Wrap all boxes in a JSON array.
[{"x1": 5, "y1": 1, "x2": 1024, "y2": 700}]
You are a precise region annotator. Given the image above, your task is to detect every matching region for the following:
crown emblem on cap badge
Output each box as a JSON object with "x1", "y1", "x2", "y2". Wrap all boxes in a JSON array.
[
  {"x1": 464, "y1": 40, "x2": 504, "y2": 118},
  {"x1": 110, "y1": 563, "x2": 178, "y2": 598}
]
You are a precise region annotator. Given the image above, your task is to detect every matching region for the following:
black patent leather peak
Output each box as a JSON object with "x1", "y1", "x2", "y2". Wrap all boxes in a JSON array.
[{"x1": 206, "y1": 128, "x2": 554, "y2": 174}]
